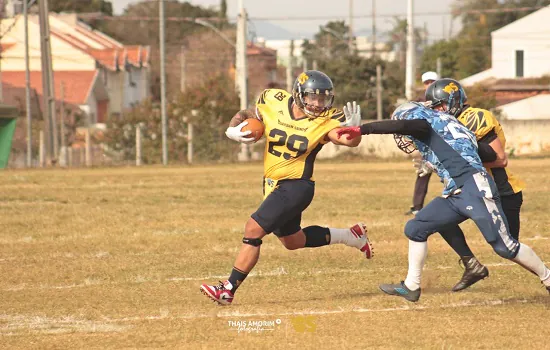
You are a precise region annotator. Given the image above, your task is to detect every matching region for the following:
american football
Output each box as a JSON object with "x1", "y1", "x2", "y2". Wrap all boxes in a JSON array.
[{"x1": 241, "y1": 118, "x2": 264, "y2": 142}]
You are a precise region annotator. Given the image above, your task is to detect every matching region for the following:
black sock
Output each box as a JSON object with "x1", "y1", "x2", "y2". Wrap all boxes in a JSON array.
[
  {"x1": 228, "y1": 267, "x2": 248, "y2": 293},
  {"x1": 439, "y1": 226, "x2": 474, "y2": 257},
  {"x1": 303, "y1": 225, "x2": 330, "y2": 247}
]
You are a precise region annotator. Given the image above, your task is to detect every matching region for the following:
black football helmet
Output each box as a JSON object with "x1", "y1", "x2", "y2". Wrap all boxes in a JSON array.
[
  {"x1": 292, "y1": 70, "x2": 335, "y2": 117},
  {"x1": 425, "y1": 78, "x2": 467, "y2": 117}
]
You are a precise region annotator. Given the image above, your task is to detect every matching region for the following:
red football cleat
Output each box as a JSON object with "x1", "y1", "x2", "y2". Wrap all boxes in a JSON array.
[
  {"x1": 200, "y1": 280, "x2": 234, "y2": 305},
  {"x1": 350, "y1": 223, "x2": 374, "y2": 259}
]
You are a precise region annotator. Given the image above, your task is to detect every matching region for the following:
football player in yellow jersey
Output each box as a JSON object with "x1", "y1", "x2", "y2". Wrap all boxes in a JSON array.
[
  {"x1": 425, "y1": 78, "x2": 526, "y2": 291},
  {"x1": 200, "y1": 70, "x2": 373, "y2": 305}
]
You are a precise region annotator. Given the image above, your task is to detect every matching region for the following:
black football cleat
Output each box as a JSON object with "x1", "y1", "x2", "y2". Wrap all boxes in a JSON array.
[
  {"x1": 379, "y1": 281, "x2": 421, "y2": 302},
  {"x1": 452, "y1": 256, "x2": 489, "y2": 292}
]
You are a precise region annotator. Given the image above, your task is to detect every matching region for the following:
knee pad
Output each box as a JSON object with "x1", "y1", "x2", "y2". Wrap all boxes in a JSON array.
[
  {"x1": 491, "y1": 240, "x2": 518, "y2": 259},
  {"x1": 243, "y1": 237, "x2": 263, "y2": 247},
  {"x1": 404, "y1": 220, "x2": 429, "y2": 242}
]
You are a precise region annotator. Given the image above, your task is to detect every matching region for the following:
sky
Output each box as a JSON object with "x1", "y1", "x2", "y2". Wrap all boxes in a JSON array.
[{"x1": 111, "y1": 0, "x2": 462, "y2": 41}]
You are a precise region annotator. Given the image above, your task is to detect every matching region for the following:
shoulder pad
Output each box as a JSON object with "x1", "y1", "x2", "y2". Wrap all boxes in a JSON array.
[
  {"x1": 459, "y1": 107, "x2": 496, "y2": 139},
  {"x1": 256, "y1": 89, "x2": 290, "y2": 105}
]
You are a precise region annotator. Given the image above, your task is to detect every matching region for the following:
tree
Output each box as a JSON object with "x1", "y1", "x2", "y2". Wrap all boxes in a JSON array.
[
  {"x1": 419, "y1": 39, "x2": 460, "y2": 79},
  {"x1": 218, "y1": 0, "x2": 228, "y2": 29},
  {"x1": 385, "y1": 17, "x2": 426, "y2": 69},
  {"x1": 104, "y1": 75, "x2": 240, "y2": 163},
  {"x1": 49, "y1": 0, "x2": 113, "y2": 15},
  {"x1": 303, "y1": 21, "x2": 351, "y2": 62}
]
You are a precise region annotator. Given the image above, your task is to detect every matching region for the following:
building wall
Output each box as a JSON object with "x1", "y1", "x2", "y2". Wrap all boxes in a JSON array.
[
  {"x1": 0, "y1": 18, "x2": 96, "y2": 72},
  {"x1": 491, "y1": 36, "x2": 550, "y2": 79}
]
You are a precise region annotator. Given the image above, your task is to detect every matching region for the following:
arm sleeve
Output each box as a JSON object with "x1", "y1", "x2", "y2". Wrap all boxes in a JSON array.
[
  {"x1": 477, "y1": 141, "x2": 498, "y2": 162},
  {"x1": 478, "y1": 129, "x2": 498, "y2": 144},
  {"x1": 359, "y1": 119, "x2": 431, "y2": 139}
]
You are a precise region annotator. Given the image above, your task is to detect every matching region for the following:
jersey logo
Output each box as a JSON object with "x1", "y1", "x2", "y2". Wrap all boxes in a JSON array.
[
  {"x1": 274, "y1": 91, "x2": 286, "y2": 101},
  {"x1": 298, "y1": 72, "x2": 309, "y2": 84},
  {"x1": 464, "y1": 110, "x2": 488, "y2": 133},
  {"x1": 442, "y1": 82, "x2": 459, "y2": 94}
]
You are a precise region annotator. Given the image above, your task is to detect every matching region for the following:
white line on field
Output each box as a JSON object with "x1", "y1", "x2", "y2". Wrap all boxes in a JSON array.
[
  {"x1": 3, "y1": 259, "x2": 547, "y2": 292},
  {"x1": 97, "y1": 297, "x2": 538, "y2": 323}
]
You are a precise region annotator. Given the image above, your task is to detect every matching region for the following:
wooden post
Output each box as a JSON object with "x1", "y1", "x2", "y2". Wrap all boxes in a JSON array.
[
  {"x1": 85, "y1": 128, "x2": 91, "y2": 167},
  {"x1": 68, "y1": 146, "x2": 73, "y2": 167},
  {"x1": 187, "y1": 123, "x2": 193, "y2": 164},
  {"x1": 136, "y1": 125, "x2": 142, "y2": 166},
  {"x1": 59, "y1": 82, "x2": 67, "y2": 167},
  {"x1": 39, "y1": 130, "x2": 45, "y2": 167},
  {"x1": 376, "y1": 65, "x2": 383, "y2": 120}
]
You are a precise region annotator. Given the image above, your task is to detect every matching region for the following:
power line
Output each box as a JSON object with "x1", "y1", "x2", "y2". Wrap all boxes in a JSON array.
[{"x1": 78, "y1": 6, "x2": 548, "y2": 22}]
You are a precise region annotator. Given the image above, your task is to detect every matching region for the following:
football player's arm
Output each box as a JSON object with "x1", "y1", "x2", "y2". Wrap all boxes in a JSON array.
[
  {"x1": 327, "y1": 127, "x2": 361, "y2": 146},
  {"x1": 337, "y1": 119, "x2": 431, "y2": 141},
  {"x1": 228, "y1": 108, "x2": 262, "y2": 127},
  {"x1": 479, "y1": 137, "x2": 508, "y2": 168}
]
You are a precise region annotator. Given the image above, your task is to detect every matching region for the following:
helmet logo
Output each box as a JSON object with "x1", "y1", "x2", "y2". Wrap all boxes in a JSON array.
[
  {"x1": 443, "y1": 82, "x2": 459, "y2": 94},
  {"x1": 298, "y1": 73, "x2": 309, "y2": 84}
]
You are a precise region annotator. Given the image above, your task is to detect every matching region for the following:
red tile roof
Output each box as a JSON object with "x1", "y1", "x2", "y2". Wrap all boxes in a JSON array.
[
  {"x1": 87, "y1": 49, "x2": 119, "y2": 70},
  {"x1": 1, "y1": 43, "x2": 16, "y2": 52},
  {"x1": 247, "y1": 43, "x2": 277, "y2": 56},
  {"x1": 2, "y1": 71, "x2": 100, "y2": 105}
]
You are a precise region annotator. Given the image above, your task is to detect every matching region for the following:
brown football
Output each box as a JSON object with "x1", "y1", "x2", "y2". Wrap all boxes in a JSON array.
[{"x1": 241, "y1": 118, "x2": 264, "y2": 142}]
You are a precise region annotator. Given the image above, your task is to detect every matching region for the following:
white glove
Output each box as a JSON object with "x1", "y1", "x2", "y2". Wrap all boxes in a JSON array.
[
  {"x1": 225, "y1": 121, "x2": 255, "y2": 144},
  {"x1": 342, "y1": 101, "x2": 361, "y2": 127},
  {"x1": 413, "y1": 158, "x2": 434, "y2": 177}
]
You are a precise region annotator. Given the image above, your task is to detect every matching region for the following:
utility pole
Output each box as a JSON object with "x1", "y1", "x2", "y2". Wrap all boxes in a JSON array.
[
  {"x1": 436, "y1": 57, "x2": 442, "y2": 78},
  {"x1": 38, "y1": 0, "x2": 57, "y2": 162},
  {"x1": 376, "y1": 65, "x2": 383, "y2": 120},
  {"x1": 159, "y1": 0, "x2": 168, "y2": 165},
  {"x1": 236, "y1": 0, "x2": 249, "y2": 161},
  {"x1": 371, "y1": 0, "x2": 376, "y2": 57},
  {"x1": 24, "y1": 0, "x2": 32, "y2": 167},
  {"x1": 60, "y1": 82, "x2": 67, "y2": 167},
  {"x1": 405, "y1": 0, "x2": 415, "y2": 100},
  {"x1": 348, "y1": 0, "x2": 354, "y2": 53},
  {"x1": 180, "y1": 46, "x2": 186, "y2": 92},
  {"x1": 286, "y1": 39, "x2": 294, "y2": 92}
]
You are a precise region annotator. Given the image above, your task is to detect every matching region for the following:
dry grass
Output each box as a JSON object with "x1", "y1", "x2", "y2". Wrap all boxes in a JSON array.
[{"x1": 1, "y1": 158, "x2": 549, "y2": 349}]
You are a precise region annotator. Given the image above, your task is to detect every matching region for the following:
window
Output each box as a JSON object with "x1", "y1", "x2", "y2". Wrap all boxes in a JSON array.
[{"x1": 515, "y1": 50, "x2": 524, "y2": 78}]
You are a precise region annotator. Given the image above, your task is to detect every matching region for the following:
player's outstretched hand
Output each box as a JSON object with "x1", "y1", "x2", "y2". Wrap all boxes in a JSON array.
[
  {"x1": 342, "y1": 101, "x2": 361, "y2": 127},
  {"x1": 413, "y1": 158, "x2": 434, "y2": 177},
  {"x1": 336, "y1": 126, "x2": 361, "y2": 140},
  {"x1": 225, "y1": 121, "x2": 255, "y2": 144}
]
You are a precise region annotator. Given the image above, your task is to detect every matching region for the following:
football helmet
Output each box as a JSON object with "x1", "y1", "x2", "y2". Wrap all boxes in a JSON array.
[
  {"x1": 391, "y1": 102, "x2": 423, "y2": 154},
  {"x1": 292, "y1": 70, "x2": 335, "y2": 117},
  {"x1": 425, "y1": 78, "x2": 466, "y2": 117}
]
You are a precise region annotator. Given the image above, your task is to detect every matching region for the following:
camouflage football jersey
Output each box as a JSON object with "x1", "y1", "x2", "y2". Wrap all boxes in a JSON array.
[{"x1": 406, "y1": 107, "x2": 484, "y2": 196}]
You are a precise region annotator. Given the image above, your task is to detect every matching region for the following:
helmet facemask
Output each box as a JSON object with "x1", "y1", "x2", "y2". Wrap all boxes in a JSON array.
[
  {"x1": 298, "y1": 88, "x2": 334, "y2": 118},
  {"x1": 391, "y1": 102, "x2": 421, "y2": 154}
]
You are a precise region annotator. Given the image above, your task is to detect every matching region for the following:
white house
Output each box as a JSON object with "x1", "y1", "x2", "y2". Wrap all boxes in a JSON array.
[{"x1": 461, "y1": 5, "x2": 550, "y2": 86}]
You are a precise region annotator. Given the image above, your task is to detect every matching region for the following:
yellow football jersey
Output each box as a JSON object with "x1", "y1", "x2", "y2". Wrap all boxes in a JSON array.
[
  {"x1": 256, "y1": 88, "x2": 345, "y2": 188},
  {"x1": 458, "y1": 107, "x2": 524, "y2": 195}
]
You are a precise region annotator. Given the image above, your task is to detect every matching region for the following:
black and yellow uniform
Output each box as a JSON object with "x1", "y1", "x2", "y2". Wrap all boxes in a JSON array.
[
  {"x1": 457, "y1": 106, "x2": 524, "y2": 239},
  {"x1": 251, "y1": 88, "x2": 345, "y2": 237},
  {"x1": 458, "y1": 106, "x2": 524, "y2": 195}
]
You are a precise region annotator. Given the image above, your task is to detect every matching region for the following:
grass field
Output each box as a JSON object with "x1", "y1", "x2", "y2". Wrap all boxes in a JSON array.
[{"x1": 1, "y1": 158, "x2": 550, "y2": 349}]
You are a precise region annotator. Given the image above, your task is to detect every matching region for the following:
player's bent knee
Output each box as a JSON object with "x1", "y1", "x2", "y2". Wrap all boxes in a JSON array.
[
  {"x1": 404, "y1": 220, "x2": 428, "y2": 242},
  {"x1": 491, "y1": 242, "x2": 517, "y2": 260},
  {"x1": 242, "y1": 237, "x2": 263, "y2": 247},
  {"x1": 244, "y1": 218, "x2": 266, "y2": 238}
]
